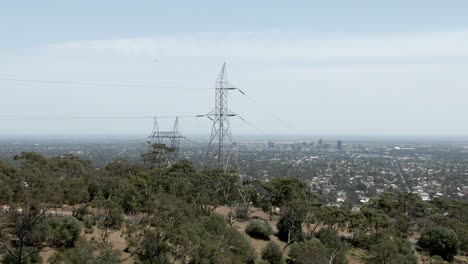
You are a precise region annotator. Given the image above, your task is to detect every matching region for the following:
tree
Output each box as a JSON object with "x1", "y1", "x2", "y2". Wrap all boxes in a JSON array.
[
  {"x1": 368, "y1": 239, "x2": 398, "y2": 264},
  {"x1": 0, "y1": 162, "x2": 19, "y2": 204},
  {"x1": 347, "y1": 211, "x2": 366, "y2": 245},
  {"x1": 361, "y1": 207, "x2": 390, "y2": 238},
  {"x1": 316, "y1": 228, "x2": 349, "y2": 264},
  {"x1": 276, "y1": 200, "x2": 308, "y2": 245},
  {"x1": 125, "y1": 194, "x2": 255, "y2": 264},
  {"x1": 94, "y1": 200, "x2": 123, "y2": 243},
  {"x1": 418, "y1": 226, "x2": 460, "y2": 261},
  {"x1": 277, "y1": 210, "x2": 303, "y2": 245},
  {"x1": 13, "y1": 152, "x2": 62, "y2": 206},
  {"x1": 266, "y1": 177, "x2": 307, "y2": 207},
  {"x1": 126, "y1": 229, "x2": 170, "y2": 264},
  {"x1": 2, "y1": 248, "x2": 43, "y2": 264},
  {"x1": 142, "y1": 143, "x2": 176, "y2": 169},
  {"x1": 261, "y1": 241, "x2": 283, "y2": 264},
  {"x1": 0, "y1": 205, "x2": 48, "y2": 264}
]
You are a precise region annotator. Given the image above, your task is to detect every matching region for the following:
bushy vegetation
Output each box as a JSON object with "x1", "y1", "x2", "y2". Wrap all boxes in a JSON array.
[
  {"x1": 0, "y1": 152, "x2": 467, "y2": 263},
  {"x1": 246, "y1": 219, "x2": 272, "y2": 240},
  {"x1": 49, "y1": 239, "x2": 121, "y2": 264},
  {"x1": 261, "y1": 241, "x2": 283, "y2": 264},
  {"x1": 2, "y1": 247, "x2": 43, "y2": 264},
  {"x1": 289, "y1": 238, "x2": 328, "y2": 264},
  {"x1": 367, "y1": 238, "x2": 417, "y2": 264},
  {"x1": 47, "y1": 217, "x2": 82, "y2": 248},
  {"x1": 418, "y1": 226, "x2": 460, "y2": 261}
]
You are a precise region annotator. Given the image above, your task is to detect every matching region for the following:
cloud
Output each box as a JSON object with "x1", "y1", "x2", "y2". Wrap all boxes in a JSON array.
[
  {"x1": 45, "y1": 30, "x2": 468, "y2": 62},
  {"x1": 2, "y1": 30, "x2": 468, "y2": 135}
]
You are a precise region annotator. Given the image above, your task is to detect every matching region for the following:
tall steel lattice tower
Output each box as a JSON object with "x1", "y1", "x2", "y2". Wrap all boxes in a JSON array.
[
  {"x1": 206, "y1": 63, "x2": 239, "y2": 172},
  {"x1": 142, "y1": 117, "x2": 184, "y2": 168}
]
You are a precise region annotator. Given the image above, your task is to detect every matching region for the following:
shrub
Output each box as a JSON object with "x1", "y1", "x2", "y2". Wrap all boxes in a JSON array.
[
  {"x1": 246, "y1": 220, "x2": 272, "y2": 240},
  {"x1": 50, "y1": 239, "x2": 121, "y2": 264},
  {"x1": 418, "y1": 226, "x2": 459, "y2": 261},
  {"x1": 47, "y1": 217, "x2": 82, "y2": 248},
  {"x1": 3, "y1": 247, "x2": 43, "y2": 264},
  {"x1": 289, "y1": 238, "x2": 328, "y2": 264},
  {"x1": 72, "y1": 205, "x2": 90, "y2": 221},
  {"x1": 261, "y1": 241, "x2": 283, "y2": 264},
  {"x1": 234, "y1": 206, "x2": 249, "y2": 220},
  {"x1": 368, "y1": 238, "x2": 417, "y2": 264},
  {"x1": 83, "y1": 214, "x2": 95, "y2": 229}
]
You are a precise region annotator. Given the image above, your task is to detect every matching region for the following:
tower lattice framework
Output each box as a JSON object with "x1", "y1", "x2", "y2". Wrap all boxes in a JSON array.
[
  {"x1": 206, "y1": 63, "x2": 239, "y2": 171},
  {"x1": 142, "y1": 117, "x2": 183, "y2": 168}
]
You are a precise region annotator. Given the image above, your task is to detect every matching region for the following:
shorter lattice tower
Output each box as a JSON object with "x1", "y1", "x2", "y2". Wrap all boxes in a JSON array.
[{"x1": 142, "y1": 117, "x2": 184, "y2": 168}]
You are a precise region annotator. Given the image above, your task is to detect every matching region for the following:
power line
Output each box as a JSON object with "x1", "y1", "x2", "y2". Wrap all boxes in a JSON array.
[
  {"x1": 237, "y1": 115, "x2": 274, "y2": 140},
  {"x1": 237, "y1": 91, "x2": 295, "y2": 130},
  {"x1": 0, "y1": 75, "x2": 288, "y2": 139},
  {"x1": 0, "y1": 115, "x2": 205, "y2": 121},
  {"x1": 0, "y1": 78, "x2": 210, "y2": 90}
]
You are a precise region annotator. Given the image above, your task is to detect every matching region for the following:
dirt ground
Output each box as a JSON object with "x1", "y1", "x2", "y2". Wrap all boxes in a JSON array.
[{"x1": 38, "y1": 205, "x2": 468, "y2": 264}]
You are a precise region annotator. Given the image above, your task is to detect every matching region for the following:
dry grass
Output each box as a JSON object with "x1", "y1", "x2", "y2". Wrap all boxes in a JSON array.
[{"x1": 347, "y1": 248, "x2": 367, "y2": 264}]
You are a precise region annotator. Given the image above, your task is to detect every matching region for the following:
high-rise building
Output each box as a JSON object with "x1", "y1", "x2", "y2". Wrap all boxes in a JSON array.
[{"x1": 337, "y1": 140, "x2": 343, "y2": 151}]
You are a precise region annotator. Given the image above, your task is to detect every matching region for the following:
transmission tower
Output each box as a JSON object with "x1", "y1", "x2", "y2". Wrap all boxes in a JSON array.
[
  {"x1": 206, "y1": 63, "x2": 239, "y2": 172},
  {"x1": 142, "y1": 117, "x2": 184, "y2": 168}
]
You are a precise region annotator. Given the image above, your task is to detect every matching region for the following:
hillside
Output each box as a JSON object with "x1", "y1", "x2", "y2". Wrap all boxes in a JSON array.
[{"x1": 0, "y1": 153, "x2": 467, "y2": 263}]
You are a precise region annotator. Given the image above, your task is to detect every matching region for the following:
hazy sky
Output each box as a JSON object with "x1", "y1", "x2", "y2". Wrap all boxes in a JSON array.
[{"x1": 1, "y1": 1, "x2": 468, "y2": 137}]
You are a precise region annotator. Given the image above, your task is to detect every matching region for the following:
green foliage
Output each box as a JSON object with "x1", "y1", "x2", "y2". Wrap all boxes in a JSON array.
[
  {"x1": 83, "y1": 214, "x2": 95, "y2": 229},
  {"x1": 1, "y1": 152, "x2": 467, "y2": 264},
  {"x1": 0, "y1": 205, "x2": 49, "y2": 263},
  {"x1": 277, "y1": 209, "x2": 303, "y2": 243},
  {"x1": 94, "y1": 199, "x2": 123, "y2": 242},
  {"x1": 2, "y1": 247, "x2": 43, "y2": 264},
  {"x1": 62, "y1": 177, "x2": 89, "y2": 205},
  {"x1": 368, "y1": 238, "x2": 398, "y2": 264},
  {"x1": 0, "y1": 161, "x2": 18, "y2": 203},
  {"x1": 47, "y1": 217, "x2": 82, "y2": 248},
  {"x1": 347, "y1": 211, "x2": 367, "y2": 245},
  {"x1": 261, "y1": 241, "x2": 283, "y2": 264},
  {"x1": 458, "y1": 227, "x2": 468, "y2": 254},
  {"x1": 266, "y1": 177, "x2": 308, "y2": 207},
  {"x1": 368, "y1": 238, "x2": 416, "y2": 264},
  {"x1": 316, "y1": 228, "x2": 349, "y2": 264},
  {"x1": 125, "y1": 194, "x2": 256, "y2": 264},
  {"x1": 49, "y1": 239, "x2": 121, "y2": 264},
  {"x1": 142, "y1": 143, "x2": 176, "y2": 168},
  {"x1": 71, "y1": 204, "x2": 91, "y2": 221},
  {"x1": 288, "y1": 238, "x2": 328, "y2": 264},
  {"x1": 246, "y1": 220, "x2": 272, "y2": 240},
  {"x1": 360, "y1": 207, "x2": 391, "y2": 237},
  {"x1": 25, "y1": 217, "x2": 50, "y2": 247},
  {"x1": 132, "y1": 230, "x2": 171, "y2": 264},
  {"x1": 418, "y1": 226, "x2": 460, "y2": 261}
]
